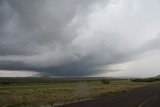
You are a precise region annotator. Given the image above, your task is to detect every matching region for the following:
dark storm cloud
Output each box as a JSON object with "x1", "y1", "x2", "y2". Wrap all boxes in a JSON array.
[
  {"x1": 0, "y1": 0, "x2": 160, "y2": 76},
  {"x1": 0, "y1": 0, "x2": 77, "y2": 55}
]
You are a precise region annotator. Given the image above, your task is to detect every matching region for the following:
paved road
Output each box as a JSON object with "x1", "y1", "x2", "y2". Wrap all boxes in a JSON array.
[{"x1": 60, "y1": 84, "x2": 160, "y2": 107}]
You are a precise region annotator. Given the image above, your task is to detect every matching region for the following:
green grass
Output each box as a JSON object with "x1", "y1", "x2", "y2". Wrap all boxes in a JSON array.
[{"x1": 0, "y1": 78, "x2": 159, "y2": 107}]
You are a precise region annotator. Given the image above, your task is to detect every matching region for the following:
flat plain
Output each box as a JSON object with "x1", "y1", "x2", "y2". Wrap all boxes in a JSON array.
[
  {"x1": 61, "y1": 82, "x2": 160, "y2": 107},
  {"x1": 0, "y1": 78, "x2": 159, "y2": 107}
]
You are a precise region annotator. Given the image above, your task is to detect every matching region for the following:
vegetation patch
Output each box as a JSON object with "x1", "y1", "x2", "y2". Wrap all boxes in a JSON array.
[
  {"x1": 0, "y1": 78, "x2": 159, "y2": 106},
  {"x1": 131, "y1": 78, "x2": 160, "y2": 82}
]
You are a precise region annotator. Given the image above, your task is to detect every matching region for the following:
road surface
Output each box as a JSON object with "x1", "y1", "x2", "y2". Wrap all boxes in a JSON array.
[{"x1": 60, "y1": 84, "x2": 160, "y2": 107}]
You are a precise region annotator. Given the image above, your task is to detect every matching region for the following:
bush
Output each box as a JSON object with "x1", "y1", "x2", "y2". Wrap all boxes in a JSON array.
[
  {"x1": 0, "y1": 81, "x2": 11, "y2": 85},
  {"x1": 100, "y1": 79, "x2": 110, "y2": 85}
]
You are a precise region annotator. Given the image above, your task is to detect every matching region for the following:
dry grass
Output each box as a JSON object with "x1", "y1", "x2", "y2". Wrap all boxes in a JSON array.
[{"x1": 0, "y1": 80, "x2": 158, "y2": 107}]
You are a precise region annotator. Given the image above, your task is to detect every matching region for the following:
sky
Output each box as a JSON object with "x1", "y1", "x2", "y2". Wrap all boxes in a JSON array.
[{"x1": 0, "y1": 0, "x2": 160, "y2": 77}]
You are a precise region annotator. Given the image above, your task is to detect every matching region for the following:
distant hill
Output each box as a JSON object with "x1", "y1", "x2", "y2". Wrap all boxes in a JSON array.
[{"x1": 154, "y1": 75, "x2": 160, "y2": 79}]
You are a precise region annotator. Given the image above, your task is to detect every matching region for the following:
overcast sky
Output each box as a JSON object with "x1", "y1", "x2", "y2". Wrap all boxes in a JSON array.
[{"x1": 0, "y1": 0, "x2": 160, "y2": 77}]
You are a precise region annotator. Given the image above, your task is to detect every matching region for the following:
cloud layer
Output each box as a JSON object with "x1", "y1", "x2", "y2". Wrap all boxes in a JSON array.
[{"x1": 0, "y1": 0, "x2": 160, "y2": 76}]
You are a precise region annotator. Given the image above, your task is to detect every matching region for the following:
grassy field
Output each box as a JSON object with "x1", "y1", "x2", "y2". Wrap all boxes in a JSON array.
[{"x1": 0, "y1": 78, "x2": 159, "y2": 107}]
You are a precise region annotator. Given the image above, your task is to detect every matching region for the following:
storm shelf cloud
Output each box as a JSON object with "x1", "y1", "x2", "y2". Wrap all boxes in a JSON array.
[{"x1": 0, "y1": 0, "x2": 160, "y2": 77}]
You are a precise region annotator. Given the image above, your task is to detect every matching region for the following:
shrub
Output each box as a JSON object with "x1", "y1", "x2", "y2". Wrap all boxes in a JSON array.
[
  {"x1": 100, "y1": 79, "x2": 110, "y2": 85},
  {"x1": 1, "y1": 81, "x2": 11, "y2": 85}
]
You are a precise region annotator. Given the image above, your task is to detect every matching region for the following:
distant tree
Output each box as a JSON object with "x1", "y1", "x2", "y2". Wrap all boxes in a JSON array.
[
  {"x1": 100, "y1": 79, "x2": 110, "y2": 85},
  {"x1": 1, "y1": 81, "x2": 11, "y2": 85}
]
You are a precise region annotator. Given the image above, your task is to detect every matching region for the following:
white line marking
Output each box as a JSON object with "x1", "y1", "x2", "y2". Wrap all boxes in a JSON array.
[{"x1": 138, "y1": 95, "x2": 157, "y2": 107}]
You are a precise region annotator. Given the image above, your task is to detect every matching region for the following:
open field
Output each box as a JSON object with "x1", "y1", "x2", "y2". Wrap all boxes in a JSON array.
[
  {"x1": 0, "y1": 78, "x2": 159, "y2": 107},
  {"x1": 61, "y1": 83, "x2": 160, "y2": 107}
]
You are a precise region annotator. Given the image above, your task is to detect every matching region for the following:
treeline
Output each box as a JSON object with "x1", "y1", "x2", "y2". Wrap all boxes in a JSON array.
[
  {"x1": 0, "y1": 77, "x2": 111, "y2": 85},
  {"x1": 131, "y1": 78, "x2": 160, "y2": 82}
]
